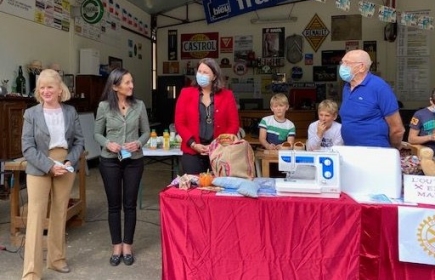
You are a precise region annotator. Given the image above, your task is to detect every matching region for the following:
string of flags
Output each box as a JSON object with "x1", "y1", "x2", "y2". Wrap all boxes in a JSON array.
[{"x1": 314, "y1": 0, "x2": 434, "y2": 30}]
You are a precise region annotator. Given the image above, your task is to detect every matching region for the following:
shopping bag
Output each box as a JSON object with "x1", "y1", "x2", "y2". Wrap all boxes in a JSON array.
[{"x1": 209, "y1": 134, "x2": 256, "y2": 179}]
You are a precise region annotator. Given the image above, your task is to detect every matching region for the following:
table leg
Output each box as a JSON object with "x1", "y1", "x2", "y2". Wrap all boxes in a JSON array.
[
  {"x1": 10, "y1": 170, "x2": 21, "y2": 237},
  {"x1": 261, "y1": 159, "x2": 270, "y2": 177},
  {"x1": 255, "y1": 158, "x2": 262, "y2": 177}
]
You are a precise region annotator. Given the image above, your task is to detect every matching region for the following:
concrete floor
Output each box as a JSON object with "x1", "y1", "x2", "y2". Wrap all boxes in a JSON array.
[{"x1": 0, "y1": 160, "x2": 173, "y2": 279}]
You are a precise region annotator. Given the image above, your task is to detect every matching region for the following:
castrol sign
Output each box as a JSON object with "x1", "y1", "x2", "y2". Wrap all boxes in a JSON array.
[{"x1": 181, "y1": 32, "x2": 219, "y2": 59}]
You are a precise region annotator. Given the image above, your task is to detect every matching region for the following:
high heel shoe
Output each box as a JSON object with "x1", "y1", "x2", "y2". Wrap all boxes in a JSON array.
[
  {"x1": 109, "y1": 254, "x2": 122, "y2": 266},
  {"x1": 123, "y1": 254, "x2": 135, "y2": 266}
]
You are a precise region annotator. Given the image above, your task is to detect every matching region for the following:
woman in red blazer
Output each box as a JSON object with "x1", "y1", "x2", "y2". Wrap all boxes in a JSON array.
[{"x1": 175, "y1": 58, "x2": 239, "y2": 174}]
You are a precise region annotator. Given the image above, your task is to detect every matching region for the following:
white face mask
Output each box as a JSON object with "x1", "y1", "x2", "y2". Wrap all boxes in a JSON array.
[{"x1": 429, "y1": 106, "x2": 435, "y2": 113}]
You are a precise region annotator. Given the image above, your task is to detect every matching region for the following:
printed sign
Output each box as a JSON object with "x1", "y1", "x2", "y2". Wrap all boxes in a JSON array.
[
  {"x1": 403, "y1": 175, "x2": 435, "y2": 205},
  {"x1": 398, "y1": 206, "x2": 435, "y2": 265},
  {"x1": 181, "y1": 32, "x2": 219, "y2": 59}
]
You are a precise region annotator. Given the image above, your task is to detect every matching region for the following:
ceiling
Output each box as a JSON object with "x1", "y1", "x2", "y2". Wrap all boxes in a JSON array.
[{"x1": 126, "y1": 0, "x2": 199, "y2": 15}]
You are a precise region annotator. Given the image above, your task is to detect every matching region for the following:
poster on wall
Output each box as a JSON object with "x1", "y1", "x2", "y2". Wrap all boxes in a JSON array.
[
  {"x1": 331, "y1": 14, "x2": 362, "y2": 41},
  {"x1": 363, "y1": 41, "x2": 377, "y2": 72},
  {"x1": 181, "y1": 32, "x2": 219, "y2": 59},
  {"x1": 0, "y1": 0, "x2": 71, "y2": 31},
  {"x1": 321, "y1": 50, "x2": 345, "y2": 65},
  {"x1": 168, "y1": 30, "x2": 178, "y2": 60},
  {"x1": 262, "y1": 28, "x2": 285, "y2": 58},
  {"x1": 313, "y1": 66, "x2": 337, "y2": 82},
  {"x1": 234, "y1": 35, "x2": 253, "y2": 62}
]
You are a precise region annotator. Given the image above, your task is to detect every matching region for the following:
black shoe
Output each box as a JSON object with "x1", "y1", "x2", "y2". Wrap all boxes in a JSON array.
[
  {"x1": 110, "y1": 254, "x2": 122, "y2": 266},
  {"x1": 123, "y1": 254, "x2": 135, "y2": 266}
]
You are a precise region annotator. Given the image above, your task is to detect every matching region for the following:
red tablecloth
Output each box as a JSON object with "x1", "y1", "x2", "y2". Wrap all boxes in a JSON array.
[
  {"x1": 159, "y1": 188, "x2": 435, "y2": 280},
  {"x1": 360, "y1": 204, "x2": 435, "y2": 280}
]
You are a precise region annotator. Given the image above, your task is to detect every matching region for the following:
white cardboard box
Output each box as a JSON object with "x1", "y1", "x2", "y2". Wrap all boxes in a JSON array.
[{"x1": 332, "y1": 145, "x2": 402, "y2": 198}]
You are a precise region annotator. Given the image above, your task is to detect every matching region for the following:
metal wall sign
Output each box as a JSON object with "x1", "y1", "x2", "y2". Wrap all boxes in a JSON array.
[
  {"x1": 302, "y1": 13, "x2": 329, "y2": 52},
  {"x1": 181, "y1": 32, "x2": 219, "y2": 59},
  {"x1": 81, "y1": 0, "x2": 104, "y2": 25}
]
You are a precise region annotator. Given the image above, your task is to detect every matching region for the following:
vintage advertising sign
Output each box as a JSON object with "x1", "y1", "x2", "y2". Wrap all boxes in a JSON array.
[
  {"x1": 302, "y1": 14, "x2": 329, "y2": 52},
  {"x1": 181, "y1": 32, "x2": 219, "y2": 59},
  {"x1": 202, "y1": 0, "x2": 294, "y2": 24}
]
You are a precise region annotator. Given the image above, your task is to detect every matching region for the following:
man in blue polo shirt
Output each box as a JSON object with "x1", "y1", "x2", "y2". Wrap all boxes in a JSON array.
[{"x1": 338, "y1": 49, "x2": 404, "y2": 149}]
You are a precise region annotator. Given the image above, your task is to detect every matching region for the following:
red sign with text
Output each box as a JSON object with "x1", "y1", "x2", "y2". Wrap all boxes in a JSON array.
[{"x1": 181, "y1": 32, "x2": 219, "y2": 59}]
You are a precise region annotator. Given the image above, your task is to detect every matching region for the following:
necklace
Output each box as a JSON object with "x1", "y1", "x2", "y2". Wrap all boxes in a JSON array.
[{"x1": 205, "y1": 106, "x2": 212, "y2": 124}]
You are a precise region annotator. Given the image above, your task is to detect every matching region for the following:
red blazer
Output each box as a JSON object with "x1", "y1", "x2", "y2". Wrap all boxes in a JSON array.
[{"x1": 175, "y1": 86, "x2": 239, "y2": 155}]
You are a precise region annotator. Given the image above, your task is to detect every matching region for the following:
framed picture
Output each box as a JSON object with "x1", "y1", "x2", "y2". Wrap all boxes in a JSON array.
[
  {"x1": 313, "y1": 66, "x2": 337, "y2": 82},
  {"x1": 108, "y1": 56, "x2": 123, "y2": 70}
]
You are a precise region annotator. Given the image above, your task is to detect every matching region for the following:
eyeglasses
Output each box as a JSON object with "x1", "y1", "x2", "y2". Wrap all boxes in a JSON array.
[{"x1": 340, "y1": 60, "x2": 363, "y2": 65}]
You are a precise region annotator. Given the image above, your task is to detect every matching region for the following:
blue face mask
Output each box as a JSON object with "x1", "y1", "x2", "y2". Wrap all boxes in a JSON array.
[
  {"x1": 339, "y1": 64, "x2": 354, "y2": 82},
  {"x1": 196, "y1": 73, "x2": 211, "y2": 87}
]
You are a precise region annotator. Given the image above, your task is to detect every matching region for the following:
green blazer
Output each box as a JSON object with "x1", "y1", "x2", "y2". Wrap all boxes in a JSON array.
[{"x1": 94, "y1": 100, "x2": 150, "y2": 159}]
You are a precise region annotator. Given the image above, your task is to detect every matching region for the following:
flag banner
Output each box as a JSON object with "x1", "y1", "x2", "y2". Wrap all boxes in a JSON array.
[
  {"x1": 202, "y1": 0, "x2": 297, "y2": 24},
  {"x1": 398, "y1": 206, "x2": 435, "y2": 265}
]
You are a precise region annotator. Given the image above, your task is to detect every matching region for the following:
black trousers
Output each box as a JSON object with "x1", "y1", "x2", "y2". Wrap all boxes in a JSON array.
[
  {"x1": 181, "y1": 153, "x2": 211, "y2": 174},
  {"x1": 99, "y1": 157, "x2": 144, "y2": 245}
]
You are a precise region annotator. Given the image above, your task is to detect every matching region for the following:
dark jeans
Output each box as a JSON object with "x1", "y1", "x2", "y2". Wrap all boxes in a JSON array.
[
  {"x1": 99, "y1": 157, "x2": 144, "y2": 245},
  {"x1": 181, "y1": 153, "x2": 211, "y2": 174}
]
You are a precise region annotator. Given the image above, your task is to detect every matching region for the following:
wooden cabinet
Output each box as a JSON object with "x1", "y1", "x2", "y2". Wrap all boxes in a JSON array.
[
  {"x1": 0, "y1": 97, "x2": 35, "y2": 160},
  {"x1": 239, "y1": 109, "x2": 317, "y2": 139},
  {"x1": 75, "y1": 75, "x2": 106, "y2": 113}
]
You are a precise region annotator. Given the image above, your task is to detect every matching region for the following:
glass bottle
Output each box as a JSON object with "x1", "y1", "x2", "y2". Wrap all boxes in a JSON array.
[
  {"x1": 15, "y1": 66, "x2": 26, "y2": 96},
  {"x1": 163, "y1": 129, "x2": 170, "y2": 150}
]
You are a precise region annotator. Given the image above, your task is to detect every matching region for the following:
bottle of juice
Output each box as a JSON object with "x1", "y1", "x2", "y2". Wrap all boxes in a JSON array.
[
  {"x1": 150, "y1": 129, "x2": 157, "y2": 149},
  {"x1": 163, "y1": 129, "x2": 170, "y2": 150}
]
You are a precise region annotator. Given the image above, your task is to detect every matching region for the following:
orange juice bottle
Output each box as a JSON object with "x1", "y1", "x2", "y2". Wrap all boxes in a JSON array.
[
  {"x1": 150, "y1": 129, "x2": 157, "y2": 149},
  {"x1": 163, "y1": 129, "x2": 170, "y2": 150}
]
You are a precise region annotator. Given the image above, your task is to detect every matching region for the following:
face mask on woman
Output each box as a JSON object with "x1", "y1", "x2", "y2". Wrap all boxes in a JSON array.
[
  {"x1": 339, "y1": 64, "x2": 354, "y2": 83},
  {"x1": 428, "y1": 106, "x2": 435, "y2": 113},
  {"x1": 196, "y1": 73, "x2": 211, "y2": 87}
]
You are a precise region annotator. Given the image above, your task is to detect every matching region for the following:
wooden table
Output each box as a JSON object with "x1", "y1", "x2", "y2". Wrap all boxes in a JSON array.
[
  {"x1": 5, "y1": 152, "x2": 87, "y2": 246},
  {"x1": 253, "y1": 141, "x2": 306, "y2": 177},
  {"x1": 254, "y1": 149, "x2": 279, "y2": 177}
]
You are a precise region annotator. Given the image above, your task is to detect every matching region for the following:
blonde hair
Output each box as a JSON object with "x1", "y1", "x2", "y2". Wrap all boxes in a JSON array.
[
  {"x1": 318, "y1": 99, "x2": 338, "y2": 115},
  {"x1": 34, "y1": 69, "x2": 71, "y2": 103},
  {"x1": 270, "y1": 93, "x2": 289, "y2": 106}
]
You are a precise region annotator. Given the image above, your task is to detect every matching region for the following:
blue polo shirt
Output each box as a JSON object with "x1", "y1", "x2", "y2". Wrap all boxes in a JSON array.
[{"x1": 339, "y1": 73, "x2": 399, "y2": 147}]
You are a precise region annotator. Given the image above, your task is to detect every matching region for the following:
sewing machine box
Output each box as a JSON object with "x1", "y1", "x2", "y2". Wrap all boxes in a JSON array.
[
  {"x1": 332, "y1": 145, "x2": 402, "y2": 199},
  {"x1": 275, "y1": 150, "x2": 341, "y2": 198}
]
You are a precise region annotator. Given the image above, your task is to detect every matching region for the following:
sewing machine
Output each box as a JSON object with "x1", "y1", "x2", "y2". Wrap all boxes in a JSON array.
[{"x1": 275, "y1": 150, "x2": 341, "y2": 198}]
